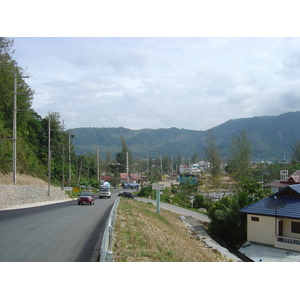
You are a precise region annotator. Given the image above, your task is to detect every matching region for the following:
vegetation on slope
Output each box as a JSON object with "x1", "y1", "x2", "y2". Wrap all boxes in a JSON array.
[
  {"x1": 113, "y1": 198, "x2": 230, "y2": 262},
  {"x1": 0, "y1": 37, "x2": 95, "y2": 186}
]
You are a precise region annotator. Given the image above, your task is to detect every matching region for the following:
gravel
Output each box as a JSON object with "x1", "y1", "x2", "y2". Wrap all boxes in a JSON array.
[{"x1": 0, "y1": 172, "x2": 69, "y2": 209}]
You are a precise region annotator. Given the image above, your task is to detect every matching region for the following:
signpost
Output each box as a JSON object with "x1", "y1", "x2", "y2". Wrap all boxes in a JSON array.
[
  {"x1": 152, "y1": 183, "x2": 165, "y2": 214},
  {"x1": 63, "y1": 187, "x2": 73, "y2": 191}
]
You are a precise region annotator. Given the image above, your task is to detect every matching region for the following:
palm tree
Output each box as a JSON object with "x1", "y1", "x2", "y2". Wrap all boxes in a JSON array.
[{"x1": 208, "y1": 192, "x2": 250, "y2": 248}]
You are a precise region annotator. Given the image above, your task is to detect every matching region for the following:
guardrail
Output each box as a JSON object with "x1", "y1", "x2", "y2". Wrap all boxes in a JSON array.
[{"x1": 99, "y1": 197, "x2": 120, "y2": 262}]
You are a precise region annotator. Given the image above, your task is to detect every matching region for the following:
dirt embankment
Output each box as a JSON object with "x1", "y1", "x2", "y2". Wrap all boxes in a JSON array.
[
  {"x1": 0, "y1": 172, "x2": 48, "y2": 185},
  {"x1": 0, "y1": 172, "x2": 68, "y2": 209}
]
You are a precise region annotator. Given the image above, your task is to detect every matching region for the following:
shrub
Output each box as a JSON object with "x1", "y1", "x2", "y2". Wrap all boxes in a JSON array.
[
  {"x1": 193, "y1": 194, "x2": 213, "y2": 210},
  {"x1": 138, "y1": 186, "x2": 152, "y2": 197},
  {"x1": 161, "y1": 187, "x2": 171, "y2": 202}
]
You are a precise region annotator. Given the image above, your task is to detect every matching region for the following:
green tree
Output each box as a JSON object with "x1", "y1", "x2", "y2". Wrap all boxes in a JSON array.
[
  {"x1": 115, "y1": 136, "x2": 132, "y2": 173},
  {"x1": 191, "y1": 153, "x2": 199, "y2": 164},
  {"x1": 162, "y1": 154, "x2": 172, "y2": 174},
  {"x1": 0, "y1": 37, "x2": 81, "y2": 185},
  {"x1": 0, "y1": 37, "x2": 45, "y2": 177},
  {"x1": 207, "y1": 177, "x2": 269, "y2": 249},
  {"x1": 208, "y1": 193, "x2": 248, "y2": 248},
  {"x1": 228, "y1": 130, "x2": 252, "y2": 180},
  {"x1": 291, "y1": 140, "x2": 300, "y2": 164},
  {"x1": 204, "y1": 129, "x2": 221, "y2": 185}
]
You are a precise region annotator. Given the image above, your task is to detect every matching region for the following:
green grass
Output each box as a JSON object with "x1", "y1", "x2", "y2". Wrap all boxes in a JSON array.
[{"x1": 112, "y1": 198, "x2": 229, "y2": 262}]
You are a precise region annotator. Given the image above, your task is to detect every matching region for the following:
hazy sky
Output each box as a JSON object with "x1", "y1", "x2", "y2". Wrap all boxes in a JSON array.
[{"x1": 11, "y1": 37, "x2": 300, "y2": 131}]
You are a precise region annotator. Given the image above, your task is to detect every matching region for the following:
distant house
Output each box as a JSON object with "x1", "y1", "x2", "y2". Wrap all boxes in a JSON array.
[
  {"x1": 100, "y1": 176, "x2": 113, "y2": 183},
  {"x1": 119, "y1": 173, "x2": 146, "y2": 184},
  {"x1": 239, "y1": 184, "x2": 300, "y2": 252},
  {"x1": 265, "y1": 170, "x2": 300, "y2": 193}
]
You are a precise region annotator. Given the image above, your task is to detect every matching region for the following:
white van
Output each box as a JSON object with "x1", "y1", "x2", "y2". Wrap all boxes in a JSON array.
[{"x1": 99, "y1": 184, "x2": 111, "y2": 198}]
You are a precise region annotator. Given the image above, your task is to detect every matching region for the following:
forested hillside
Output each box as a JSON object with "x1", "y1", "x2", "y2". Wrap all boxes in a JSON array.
[
  {"x1": 0, "y1": 38, "x2": 76, "y2": 184},
  {"x1": 69, "y1": 111, "x2": 300, "y2": 161}
]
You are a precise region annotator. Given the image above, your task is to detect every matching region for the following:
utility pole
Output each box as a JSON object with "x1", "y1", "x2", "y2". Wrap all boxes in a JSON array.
[
  {"x1": 12, "y1": 70, "x2": 29, "y2": 183},
  {"x1": 147, "y1": 154, "x2": 149, "y2": 183},
  {"x1": 96, "y1": 146, "x2": 100, "y2": 182},
  {"x1": 48, "y1": 116, "x2": 51, "y2": 196},
  {"x1": 68, "y1": 133, "x2": 71, "y2": 186},
  {"x1": 161, "y1": 155, "x2": 163, "y2": 181},
  {"x1": 78, "y1": 157, "x2": 83, "y2": 186},
  {"x1": 126, "y1": 151, "x2": 129, "y2": 184},
  {"x1": 12, "y1": 72, "x2": 17, "y2": 184},
  {"x1": 172, "y1": 156, "x2": 174, "y2": 183},
  {"x1": 61, "y1": 120, "x2": 65, "y2": 190}
]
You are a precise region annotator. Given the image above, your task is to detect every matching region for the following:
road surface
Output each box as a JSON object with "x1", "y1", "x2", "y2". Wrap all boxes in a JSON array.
[{"x1": 0, "y1": 190, "x2": 118, "y2": 262}]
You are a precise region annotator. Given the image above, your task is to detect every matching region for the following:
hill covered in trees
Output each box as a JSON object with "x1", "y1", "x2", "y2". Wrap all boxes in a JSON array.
[
  {"x1": 69, "y1": 111, "x2": 300, "y2": 162},
  {"x1": 0, "y1": 38, "x2": 76, "y2": 184}
]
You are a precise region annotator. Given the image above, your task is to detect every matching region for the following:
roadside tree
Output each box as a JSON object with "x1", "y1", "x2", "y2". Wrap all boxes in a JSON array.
[
  {"x1": 228, "y1": 130, "x2": 252, "y2": 180},
  {"x1": 204, "y1": 129, "x2": 222, "y2": 185}
]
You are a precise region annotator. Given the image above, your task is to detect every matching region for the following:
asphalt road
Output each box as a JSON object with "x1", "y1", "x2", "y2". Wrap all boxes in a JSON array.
[{"x1": 0, "y1": 190, "x2": 118, "y2": 262}]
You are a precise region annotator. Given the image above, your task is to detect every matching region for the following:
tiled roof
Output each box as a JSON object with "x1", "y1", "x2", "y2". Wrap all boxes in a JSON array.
[
  {"x1": 265, "y1": 170, "x2": 300, "y2": 187},
  {"x1": 101, "y1": 176, "x2": 112, "y2": 181},
  {"x1": 264, "y1": 180, "x2": 288, "y2": 188},
  {"x1": 119, "y1": 173, "x2": 128, "y2": 180},
  {"x1": 239, "y1": 184, "x2": 300, "y2": 219},
  {"x1": 281, "y1": 170, "x2": 300, "y2": 184}
]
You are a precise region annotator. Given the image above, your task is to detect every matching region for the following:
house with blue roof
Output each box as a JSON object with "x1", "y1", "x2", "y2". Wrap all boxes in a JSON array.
[{"x1": 239, "y1": 184, "x2": 300, "y2": 252}]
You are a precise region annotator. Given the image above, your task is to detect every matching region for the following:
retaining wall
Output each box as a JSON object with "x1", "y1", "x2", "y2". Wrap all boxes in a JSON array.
[{"x1": 0, "y1": 185, "x2": 69, "y2": 209}]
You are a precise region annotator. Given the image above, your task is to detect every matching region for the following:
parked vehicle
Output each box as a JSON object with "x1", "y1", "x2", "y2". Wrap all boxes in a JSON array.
[
  {"x1": 122, "y1": 183, "x2": 139, "y2": 190},
  {"x1": 118, "y1": 191, "x2": 136, "y2": 199},
  {"x1": 99, "y1": 185, "x2": 111, "y2": 198},
  {"x1": 78, "y1": 191, "x2": 95, "y2": 205}
]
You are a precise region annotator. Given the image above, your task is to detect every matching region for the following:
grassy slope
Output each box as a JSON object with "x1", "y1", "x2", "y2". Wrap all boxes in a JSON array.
[{"x1": 112, "y1": 198, "x2": 230, "y2": 262}]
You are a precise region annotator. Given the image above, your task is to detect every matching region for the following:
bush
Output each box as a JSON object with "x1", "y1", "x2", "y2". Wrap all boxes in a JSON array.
[
  {"x1": 207, "y1": 193, "x2": 249, "y2": 249},
  {"x1": 172, "y1": 191, "x2": 190, "y2": 207},
  {"x1": 138, "y1": 186, "x2": 152, "y2": 197},
  {"x1": 160, "y1": 187, "x2": 171, "y2": 202},
  {"x1": 193, "y1": 194, "x2": 211, "y2": 209}
]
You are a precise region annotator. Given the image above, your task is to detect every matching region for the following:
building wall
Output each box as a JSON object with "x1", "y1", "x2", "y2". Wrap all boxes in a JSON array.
[
  {"x1": 275, "y1": 218, "x2": 300, "y2": 251},
  {"x1": 279, "y1": 218, "x2": 300, "y2": 239},
  {"x1": 247, "y1": 214, "x2": 275, "y2": 245}
]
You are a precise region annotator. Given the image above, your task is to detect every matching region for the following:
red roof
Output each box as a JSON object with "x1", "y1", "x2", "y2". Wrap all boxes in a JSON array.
[
  {"x1": 119, "y1": 173, "x2": 147, "y2": 182},
  {"x1": 265, "y1": 170, "x2": 300, "y2": 188}
]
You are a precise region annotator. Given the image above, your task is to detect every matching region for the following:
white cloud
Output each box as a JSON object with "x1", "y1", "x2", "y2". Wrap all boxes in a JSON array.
[{"x1": 12, "y1": 37, "x2": 300, "y2": 130}]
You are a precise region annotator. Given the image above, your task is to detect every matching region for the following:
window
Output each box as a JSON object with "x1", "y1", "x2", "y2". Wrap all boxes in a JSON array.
[
  {"x1": 251, "y1": 216, "x2": 259, "y2": 222},
  {"x1": 291, "y1": 222, "x2": 300, "y2": 234}
]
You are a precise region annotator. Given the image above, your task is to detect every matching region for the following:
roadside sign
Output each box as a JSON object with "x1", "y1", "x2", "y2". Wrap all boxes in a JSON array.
[
  {"x1": 63, "y1": 187, "x2": 73, "y2": 191},
  {"x1": 152, "y1": 183, "x2": 165, "y2": 190}
]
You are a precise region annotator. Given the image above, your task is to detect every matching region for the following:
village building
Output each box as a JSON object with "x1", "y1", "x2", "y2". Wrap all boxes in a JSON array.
[
  {"x1": 239, "y1": 184, "x2": 300, "y2": 253},
  {"x1": 265, "y1": 170, "x2": 300, "y2": 193}
]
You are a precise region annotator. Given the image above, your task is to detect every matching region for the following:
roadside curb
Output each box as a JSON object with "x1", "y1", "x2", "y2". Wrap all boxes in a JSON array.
[{"x1": 0, "y1": 198, "x2": 75, "y2": 210}]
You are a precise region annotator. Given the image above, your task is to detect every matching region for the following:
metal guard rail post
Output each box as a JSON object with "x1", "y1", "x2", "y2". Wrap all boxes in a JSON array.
[{"x1": 99, "y1": 197, "x2": 120, "y2": 262}]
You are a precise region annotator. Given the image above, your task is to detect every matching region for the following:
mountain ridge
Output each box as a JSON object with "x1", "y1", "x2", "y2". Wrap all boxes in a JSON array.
[{"x1": 69, "y1": 111, "x2": 300, "y2": 161}]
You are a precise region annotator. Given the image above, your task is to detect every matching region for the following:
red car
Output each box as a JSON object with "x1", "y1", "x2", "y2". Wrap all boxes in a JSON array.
[{"x1": 78, "y1": 191, "x2": 95, "y2": 205}]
